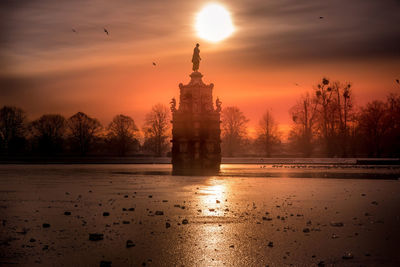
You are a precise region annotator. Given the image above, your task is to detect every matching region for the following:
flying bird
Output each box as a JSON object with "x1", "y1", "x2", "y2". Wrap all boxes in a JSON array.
[
  {"x1": 152, "y1": 62, "x2": 156, "y2": 66},
  {"x1": 104, "y1": 28, "x2": 109, "y2": 35}
]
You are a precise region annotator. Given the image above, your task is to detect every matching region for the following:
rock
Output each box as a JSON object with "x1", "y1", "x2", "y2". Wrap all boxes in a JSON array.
[
  {"x1": 42, "y1": 223, "x2": 50, "y2": 228},
  {"x1": 103, "y1": 212, "x2": 110, "y2": 216},
  {"x1": 216, "y1": 200, "x2": 220, "y2": 203},
  {"x1": 89, "y1": 233, "x2": 104, "y2": 241},
  {"x1": 29, "y1": 238, "x2": 36, "y2": 242},
  {"x1": 174, "y1": 204, "x2": 180, "y2": 208},
  {"x1": 303, "y1": 228, "x2": 310, "y2": 233},
  {"x1": 122, "y1": 208, "x2": 127, "y2": 211},
  {"x1": 123, "y1": 221, "x2": 130, "y2": 224},
  {"x1": 162, "y1": 200, "x2": 168, "y2": 202},
  {"x1": 64, "y1": 211, "x2": 71, "y2": 216},
  {"x1": 100, "y1": 261, "x2": 112, "y2": 267},
  {"x1": 331, "y1": 233, "x2": 339, "y2": 239},
  {"x1": 124, "y1": 195, "x2": 128, "y2": 198},
  {"x1": 342, "y1": 252, "x2": 354, "y2": 259},
  {"x1": 166, "y1": 222, "x2": 171, "y2": 228},
  {"x1": 330, "y1": 221, "x2": 344, "y2": 227},
  {"x1": 128, "y1": 208, "x2": 135, "y2": 211},
  {"x1": 267, "y1": 241, "x2": 273, "y2": 247},
  {"x1": 126, "y1": 240, "x2": 135, "y2": 248},
  {"x1": 182, "y1": 219, "x2": 189, "y2": 225},
  {"x1": 317, "y1": 261, "x2": 325, "y2": 267},
  {"x1": 229, "y1": 244, "x2": 234, "y2": 248},
  {"x1": 371, "y1": 201, "x2": 378, "y2": 205},
  {"x1": 209, "y1": 208, "x2": 215, "y2": 212},
  {"x1": 155, "y1": 211, "x2": 164, "y2": 215},
  {"x1": 148, "y1": 195, "x2": 152, "y2": 198},
  {"x1": 262, "y1": 217, "x2": 272, "y2": 221},
  {"x1": 361, "y1": 193, "x2": 366, "y2": 196}
]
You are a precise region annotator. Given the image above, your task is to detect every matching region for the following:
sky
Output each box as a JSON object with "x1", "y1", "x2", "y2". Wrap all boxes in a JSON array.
[{"x1": 0, "y1": 0, "x2": 399, "y2": 137}]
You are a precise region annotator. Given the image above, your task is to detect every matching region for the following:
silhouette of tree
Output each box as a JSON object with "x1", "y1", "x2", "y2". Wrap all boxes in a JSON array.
[
  {"x1": 332, "y1": 82, "x2": 354, "y2": 156},
  {"x1": 0, "y1": 106, "x2": 26, "y2": 154},
  {"x1": 357, "y1": 100, "x2": 389, "y2": 157},
  {"x1": 30, "y1": 114, "x2": 66, "y2": 155},
  {"x1": 255, "y1": 110, "x2": 280, "y2": 157},
  {"x1": 221, "y1": 106, "x2": 249, "y2": 156},
  {"x1": 67, "y1": 112, "x2": 102, "y2": 156},
  {"x1": 289, "y1": 93, "x2": 318, "y2": 157},
  {"x1": 107, "y1": 114, "x2": 139, "y2": 156},
  {"x1": 142, "y1": 104, "x2": 170, "y2": 157},
  {"x1": 385, "y1": 93, "x2": 400, "y2": 156},
  {"x1": 314, "y1": 77, "x2": 336, "y2": 155}
]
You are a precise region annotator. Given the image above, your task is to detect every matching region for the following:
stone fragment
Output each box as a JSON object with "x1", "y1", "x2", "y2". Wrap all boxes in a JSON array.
[
  {"x1": 126, "y1": 240, "x2": 135, "y2": 248},
  {"x1": 89, "y1": 233, "x2": 104, "y2": 241}
]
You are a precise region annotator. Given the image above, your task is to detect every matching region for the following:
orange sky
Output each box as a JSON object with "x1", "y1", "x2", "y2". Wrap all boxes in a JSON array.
[{"x1": 1, "y1": 0, "x2": 399, "y2": 137}]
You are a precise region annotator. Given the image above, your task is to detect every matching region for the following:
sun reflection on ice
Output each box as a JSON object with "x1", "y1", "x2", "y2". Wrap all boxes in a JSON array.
[
  {"x1": 192, "y1": 177, "x2": 238, "y2": 266},
  {"x1": 197, "y1": 177, "x2": 231, "y2": 217}
]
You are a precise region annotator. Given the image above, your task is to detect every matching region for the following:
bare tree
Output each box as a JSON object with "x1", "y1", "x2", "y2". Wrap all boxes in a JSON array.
[
  {"x1": 30, "y1": 114, "x2": 66, "y2": 155},
  {"x1": 142, "y1": 103, "x2": 170, "y2": 157},
  {"x1": 67, "y1": 112, "x2": 102, "y2": 156},
  {"x1": 289, "y1": 93, "x2": 318, "y2": 157},
  {"x1": 314, "y1": 77, "x2": 336, "y2": 155},
  {"x1": 107, "y1": 114, "x2": 139, "y2": 156},
  {"x1": 357, "y1": 100, "x2": 390, "y2": 157},
  {"x1": 221, "y1": 106, "x2": 249, "y2": 157},
  {"x1": 385, "y1": 93, "x2": 400, "y2": 156},
  {"x1": 333, "y1": 82, "x2": 354, "y2": 156},
  {"x1": 255, "y1": 110, "x2": 280, "y2": 157},
  {"x1": 0, "y1": 106, "x2": 26, "y2": 154}
]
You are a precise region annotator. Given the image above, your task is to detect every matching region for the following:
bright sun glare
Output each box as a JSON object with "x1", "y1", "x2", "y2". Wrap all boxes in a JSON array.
[{"x1": 195, "y1": 3, "x2": 235, "y2": 43}]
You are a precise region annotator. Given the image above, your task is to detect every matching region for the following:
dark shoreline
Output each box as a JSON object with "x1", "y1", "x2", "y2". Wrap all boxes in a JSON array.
[{"x1": 0, "y1": 157, "x2": 399, "y2": 165}]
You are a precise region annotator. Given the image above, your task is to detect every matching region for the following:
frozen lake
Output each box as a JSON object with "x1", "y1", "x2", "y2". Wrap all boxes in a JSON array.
[{"x1": 0, "y1": 164, "x2": 400, "y2": 266}]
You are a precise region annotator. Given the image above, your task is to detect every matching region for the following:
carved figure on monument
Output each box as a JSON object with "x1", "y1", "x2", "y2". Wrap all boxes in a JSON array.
[
  {"x1": 192, "y1": 43, "x2": 201, "y2": 71},
  {"x1": 216, "y1": 97, "x2": 222, "y2": 112},
  {"x1": 170, "y1": 97, "x2": 176, "y2": 112}
]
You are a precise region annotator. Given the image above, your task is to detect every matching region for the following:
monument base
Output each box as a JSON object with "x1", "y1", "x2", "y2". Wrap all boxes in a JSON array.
[{"x1": 171, "y1": 71, "x2": 221, "y2": 176}]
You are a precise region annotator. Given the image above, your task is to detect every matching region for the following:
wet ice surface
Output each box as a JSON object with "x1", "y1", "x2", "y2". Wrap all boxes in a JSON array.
[{"x1": 0, "y1": 164, "x2": 400, "y2": 266}]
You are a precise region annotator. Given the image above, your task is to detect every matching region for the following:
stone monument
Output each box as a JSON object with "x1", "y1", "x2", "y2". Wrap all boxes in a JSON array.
[{"x1": 171, "y1": 44, "x2": 221, "y2": 175}]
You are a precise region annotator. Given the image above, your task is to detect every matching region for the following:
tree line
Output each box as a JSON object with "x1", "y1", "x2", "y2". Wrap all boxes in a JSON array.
[
  {"x1": 1, "y1": 77, "x2": 399, "y2": 158},
  {"x1": 220, "y1": 77, "x2": 400, "y2": 157},
  {"x1": 0, "y1": 103, "x2": 170, "y2": 157}
]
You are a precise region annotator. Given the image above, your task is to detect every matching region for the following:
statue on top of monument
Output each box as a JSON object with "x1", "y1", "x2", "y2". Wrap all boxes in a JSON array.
[
  {"x1": 192, "y1": 43, "x2": 201, "y2": 72},
  {"x1": 216, "y1": 97, "x2": 222, "y2": 112}
]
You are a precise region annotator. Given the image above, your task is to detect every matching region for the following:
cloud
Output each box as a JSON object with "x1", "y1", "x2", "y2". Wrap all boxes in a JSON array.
[{"x1": 228, "y1": 0, "x2": 400, "y2": 65}]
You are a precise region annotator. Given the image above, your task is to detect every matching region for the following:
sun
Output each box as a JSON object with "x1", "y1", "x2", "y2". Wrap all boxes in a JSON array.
[{"x1": 195, "y1": 3, "x2": 235, "y2": 43}]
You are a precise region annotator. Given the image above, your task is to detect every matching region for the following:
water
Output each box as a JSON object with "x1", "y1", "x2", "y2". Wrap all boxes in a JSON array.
[{"x1": 0, "y1": 164, "x2": 399, "y2": 266}]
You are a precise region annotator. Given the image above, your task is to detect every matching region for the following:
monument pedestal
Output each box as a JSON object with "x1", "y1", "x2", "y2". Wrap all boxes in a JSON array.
[{"x1": 171, "y1": 71, "x2": 221, "y2": 175}]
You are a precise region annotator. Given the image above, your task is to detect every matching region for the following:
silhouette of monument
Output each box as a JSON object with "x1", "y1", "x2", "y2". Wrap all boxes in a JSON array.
[{"x1": 171, "y1": 44, "x2": 221, "y2": 175}]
